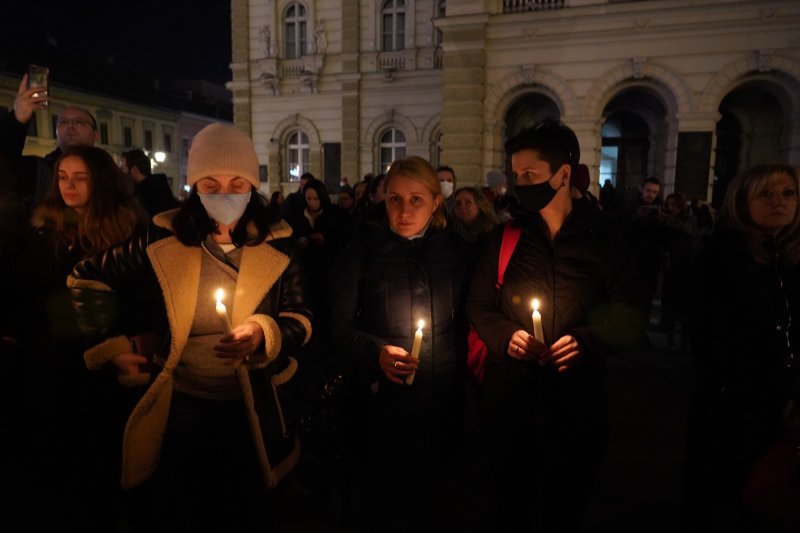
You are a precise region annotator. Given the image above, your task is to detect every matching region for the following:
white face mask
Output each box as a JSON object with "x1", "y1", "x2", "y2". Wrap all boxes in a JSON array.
[
  {"x1": 198, "y1": 192, "x2": 251, "y2": 225},
  {"x1": 440, "y1": 181, "x2": 454, "y2": 199}
]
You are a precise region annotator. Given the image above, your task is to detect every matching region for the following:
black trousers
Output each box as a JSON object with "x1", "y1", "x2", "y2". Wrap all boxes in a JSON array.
[{"x1": 137, "y1": 392, "x2": 274, "y2": 533}]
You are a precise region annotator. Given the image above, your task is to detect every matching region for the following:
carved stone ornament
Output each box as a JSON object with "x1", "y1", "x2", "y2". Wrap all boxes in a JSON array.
[
  {"x1": 757, "y1": 49, "x2": 774, "y2": 73},
  {"x1": 519, "y1": 65, "x2": 536, "y2": 85},
  {"x1": 632, "y1": 57, "x2": 646, "y2": 80}
]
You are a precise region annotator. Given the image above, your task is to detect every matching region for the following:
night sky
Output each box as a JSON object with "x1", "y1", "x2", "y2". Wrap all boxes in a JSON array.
[{"x1": 1, "y1": 1, "x2": 232, "y2": 89}]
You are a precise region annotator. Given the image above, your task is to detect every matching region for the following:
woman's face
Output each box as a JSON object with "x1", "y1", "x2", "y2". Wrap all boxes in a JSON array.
[
  {"x1": 455, "y1": 190, "x2": 479, "y2": 226},
  {"x1": 748, "y1": 173, "x2": 797, "y2": 234},
  {"x1": 339, "y1": 192, "x2": 354, "y2": 210},
  {"x1": 305, "y1": 188, "x2": 321, "y2": 213},
  {"x1": 664, "y1": 197, "x2": 680, "y2": 216},
  {"x1": 57, "y1": 156, "x2": 90, "y2": 212},
  {"x1": 196, "y1": 174, "x2": 251, "y2": 194},
  {"x1": 386, "y1": 174, "x2": 442, "y2": 238}
]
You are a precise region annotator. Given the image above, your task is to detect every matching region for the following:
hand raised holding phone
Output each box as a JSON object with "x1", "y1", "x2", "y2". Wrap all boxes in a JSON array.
[{"x1": 14, "y1": 66, "x2": 50, "y2": 124}]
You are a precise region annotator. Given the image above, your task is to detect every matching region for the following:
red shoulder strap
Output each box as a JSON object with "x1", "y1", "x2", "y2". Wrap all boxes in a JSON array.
[{"x1": 496, "y1": 224, "x2": 522, "y2": 289}]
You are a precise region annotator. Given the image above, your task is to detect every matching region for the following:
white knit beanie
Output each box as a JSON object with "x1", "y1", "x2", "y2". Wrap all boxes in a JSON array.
[{"x1": 187, "y1": 123, "x2": 260, "y2": 188}]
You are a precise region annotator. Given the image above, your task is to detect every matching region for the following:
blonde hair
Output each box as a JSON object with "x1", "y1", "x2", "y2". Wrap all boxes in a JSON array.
[
  {"x1": 386, "y1": 156, "x2": 446, "y2": 229},
  {"x1": 454, "y1": 186, "x2": 500, "y2": 233},
  {"x1": 717, "y1": 164, "x2": 800, "y2": 265}
]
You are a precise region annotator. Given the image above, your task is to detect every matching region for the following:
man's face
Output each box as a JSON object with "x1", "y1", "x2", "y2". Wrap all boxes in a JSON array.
[
  {"x1": 119, "y1": 157, "x2": 130, "y2": 177},
  {"x1": 641, "y1": 183, "x2": 660, "y2": 205},
  {"x1": 56, "y1": 108, "x2": 99, "y2": 149},
  {"x1": 339, "y1": 193, "x2": 354, "y2": 210},
  {"x1": 436, "y1": 170, "x2": 454, "y2": 184}
]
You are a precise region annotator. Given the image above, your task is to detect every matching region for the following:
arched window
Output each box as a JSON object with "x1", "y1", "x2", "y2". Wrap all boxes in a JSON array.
[
  {"x1": 287, "y1": 130, "x2": 310, "y2": 181},
  {"x1": 284, "y1": 3, "x2": 307, "y2": 59},
  {"x1": 379, "y1": 128, "x2": 406, "y2": 172},
  {"x1": 382, "y1": 0, "x2": 405, "y2": 52}
]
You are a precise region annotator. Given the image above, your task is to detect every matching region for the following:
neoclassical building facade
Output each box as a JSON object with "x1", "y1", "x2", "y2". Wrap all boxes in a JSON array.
[{"x1": 229, "y1": 0, "x2": 800, "y2": 202}]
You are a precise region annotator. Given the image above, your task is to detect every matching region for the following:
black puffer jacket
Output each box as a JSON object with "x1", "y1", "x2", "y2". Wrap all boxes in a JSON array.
[
  {"x1": 688, "y1": 230, "x2": 800, "y2": 476},
  {"x1": 329, "y1": 205, "x2": 468, "y2": 444},
  {"x1": 467, "y1": 201, "x2": 643, "y2": 419}
]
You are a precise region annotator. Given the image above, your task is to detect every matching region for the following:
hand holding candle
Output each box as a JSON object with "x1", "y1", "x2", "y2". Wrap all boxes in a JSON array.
[
  {"x1": 215, "y1": 288, "x2": 233, "y2": 336},
  {"x1": 406, "y1": 319, "x2": 424, "y2": 385},
  {"x1": 531, "y1": 299, "x2": 544, "y2": 342}
]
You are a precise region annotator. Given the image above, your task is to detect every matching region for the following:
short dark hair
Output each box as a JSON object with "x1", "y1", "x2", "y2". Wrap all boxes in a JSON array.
[
  {"x1": 504, "y1": 119, "x2": 580, "y2": 173},
  {"x1": 122, "y1": 149, "x2": 152, "y2": 177},
  {"x1": 339, "y1": 185, "x2": 354, "y2": 200},
  {"x1": 643, "y1": 176, "x2": 661, "y2": 187},
  {"x1": 172, "y1": 187, "x2": 279, "y2": 247},
  {"x1": 436, "y1": 165, "x2": 456, "y2": 178},
  {"x1": 300, "y1": 172, "x2": 315, "y2": 182},
  {"x1": 367, "y1": 173, "x2": 387, "y2": 199}
]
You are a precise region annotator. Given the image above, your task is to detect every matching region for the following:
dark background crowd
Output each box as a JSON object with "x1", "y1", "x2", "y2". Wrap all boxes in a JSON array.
[{"x1": 0, "y1": 82, "x2": 798, "y2": 533}]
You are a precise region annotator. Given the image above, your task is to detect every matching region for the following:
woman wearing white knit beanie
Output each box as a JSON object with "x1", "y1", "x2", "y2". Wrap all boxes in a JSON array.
[{"x1": 69, "y1": 122, "x2": 311, "y2": 530}]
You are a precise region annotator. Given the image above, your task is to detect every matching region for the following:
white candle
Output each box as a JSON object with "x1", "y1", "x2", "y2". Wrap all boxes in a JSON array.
[
  {"x1": 531, "y1": 299, "x2": 544, "y2": 342},
  {"x1": 406, "y1": 319, "x2": 424, "y2": 386},
  {"x1": 215, "y1": 288, "x2": 233, "y2": 336}
]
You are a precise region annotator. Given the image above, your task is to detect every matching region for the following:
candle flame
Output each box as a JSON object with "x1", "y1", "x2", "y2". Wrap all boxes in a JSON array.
[
  {"x1": 532, "y1": 298, "x2": 540, "y2": 312},
  {"x1": 417, "y1": 319, "x2": 424, "y2": 330},
  {"x1": 216, "y1": 288, "x2": 225, "y2": 304}
]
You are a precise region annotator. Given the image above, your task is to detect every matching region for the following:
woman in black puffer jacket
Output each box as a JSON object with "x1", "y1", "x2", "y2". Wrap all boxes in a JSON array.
[{"x1": 329, "y1": 156, "x2": 469, "y2": 532}]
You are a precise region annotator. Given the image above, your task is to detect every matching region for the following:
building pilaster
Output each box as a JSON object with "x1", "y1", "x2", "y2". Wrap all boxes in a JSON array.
[{"x1": 438, "y1": 14, "x2": 489, "y2": 185}]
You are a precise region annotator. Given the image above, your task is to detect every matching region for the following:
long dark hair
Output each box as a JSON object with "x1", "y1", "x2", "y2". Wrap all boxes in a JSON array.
[
  {"x1": 172, "y1": 186, "x2": 279, "y2": 246},
  {"x1": 32, "y1": 145, "x2": 142, "y2": 258},
  {"x1": 303, "y1": 179, "x2": 332, "y2": 212}
]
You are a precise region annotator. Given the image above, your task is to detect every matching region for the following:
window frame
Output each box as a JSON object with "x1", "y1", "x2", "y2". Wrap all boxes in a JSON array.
[
  {"x1": 284, "y1": 2, "x2": 308, "y2": 59},
  {"x1": 378, "y1": 127, "x2": 406, "y2": 173},
  {"x1": 286, "y1": 130, "x2": 310, "y2": 182},
  {"x1": 381, "y1": 0, "x2": 406, "y2": 52}
]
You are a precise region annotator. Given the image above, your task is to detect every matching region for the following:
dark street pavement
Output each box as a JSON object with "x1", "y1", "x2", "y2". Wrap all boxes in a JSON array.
[{"x1": 275, "y1": 327, "x2": 694, "y2": 532}]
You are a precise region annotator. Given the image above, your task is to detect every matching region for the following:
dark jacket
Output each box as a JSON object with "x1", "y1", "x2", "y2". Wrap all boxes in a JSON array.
[
  {"x1": 688, "y1": 230, "x2": 800, "y2": 478},
  {"x1": 0, "y1": 110, "x2": 60, "y2": 212},
  {"x1": 328, "y1": 205, "x2": 469, "y2": 454},
  {"x1": 467, "y1": 201, "x2": 643, "y2": 423},
  {"x1": 135, "y1": 173, "x2": 178, "y2": 219},
  {"x1": 68, "y1": 210, "x2": 312, "y2": 489}
]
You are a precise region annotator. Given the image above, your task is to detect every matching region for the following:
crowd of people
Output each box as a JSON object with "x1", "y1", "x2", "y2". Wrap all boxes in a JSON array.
[{"x1": 0, "y1": 71, "x2": 798, "y2": 533}]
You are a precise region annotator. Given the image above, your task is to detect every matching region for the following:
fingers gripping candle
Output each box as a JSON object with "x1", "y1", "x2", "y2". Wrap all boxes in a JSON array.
[
  {"x1": 406, "y1": 320, "x2": 424, "y2": 385},
  {"x1": 215, "y1": 288, "x2": 233, "y2": 336}
]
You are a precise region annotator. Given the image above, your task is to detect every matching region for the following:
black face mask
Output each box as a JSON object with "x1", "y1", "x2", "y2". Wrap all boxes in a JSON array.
[{"x1": 514, "y1": 171, "x2": 565, "y2": 213}]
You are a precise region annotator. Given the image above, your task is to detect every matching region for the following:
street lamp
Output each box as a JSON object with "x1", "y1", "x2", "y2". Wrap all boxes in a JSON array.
[{"x1": 154, "y1": 151, "x2": 167, "y2": 163}]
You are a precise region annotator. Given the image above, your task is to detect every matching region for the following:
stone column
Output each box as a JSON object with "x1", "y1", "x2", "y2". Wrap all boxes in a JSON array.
[
  {"x1": 229, "y1": 0, "x2": 251, "y2": 134},
  {"x1": 438, "y1": 14, "x2": 489, "y2": 185},
  {"x1": 568, "y1": 117, "x2": 604, "y2": 195},
  {"x1": 340, "y1": 2, "x2": 361, "y2": 182}
]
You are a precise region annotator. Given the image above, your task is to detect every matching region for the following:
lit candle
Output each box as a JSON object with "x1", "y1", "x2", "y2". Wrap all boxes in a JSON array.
[
  {"x1": 215, "y1": 288, "x2": 233, "y2": 336},
  {"x1": 531, "y1": 299, "x2": 544, "y2": 342},
  {"x1": 406, "y1": 319, "x2": 424, "y2": 386}
]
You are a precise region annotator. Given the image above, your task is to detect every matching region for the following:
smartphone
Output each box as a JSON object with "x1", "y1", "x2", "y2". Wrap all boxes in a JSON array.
[{"x1": 27, "y1": 64, "x2": 49, "y2": 107}]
